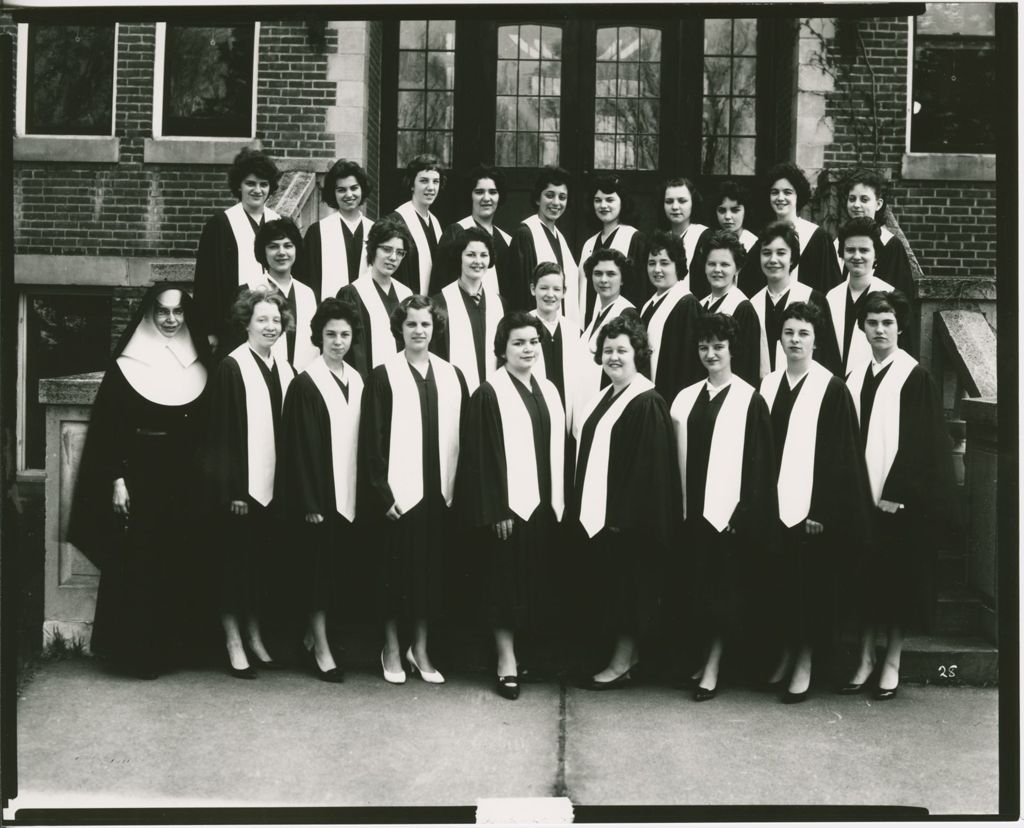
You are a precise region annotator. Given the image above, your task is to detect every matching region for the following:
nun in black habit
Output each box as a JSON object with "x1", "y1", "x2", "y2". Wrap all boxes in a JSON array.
[
  {"x1": 457, "y1": 311, "x2": 566, "y2": 700},
  {"x1": 569, "y1": 314, "x2": 680, "y2": 690},
  {"x1": 68, "y1": 284, "x2": 212, "y2": 678}
]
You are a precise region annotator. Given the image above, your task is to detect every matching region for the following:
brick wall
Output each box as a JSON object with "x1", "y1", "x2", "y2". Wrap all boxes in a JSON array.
[{"x1": 14, "y1": 20, "x2": 338, "y2": 260}]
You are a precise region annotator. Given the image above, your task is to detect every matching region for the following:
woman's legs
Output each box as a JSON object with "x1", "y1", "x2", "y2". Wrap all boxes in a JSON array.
[
  {"x1": 410, "y1": 618, "x2": 438, "y2": 673},
  {"x1": 308, "y1": 609, "x2": 337, "y2": 672},
  {"x1": 768, "y1": 647, "x2": 793, "y2": 685},
  {"x1": 593, "y1": 633, "x2": 638, "y2": 682},
  {"x1": 699, "y1": 635, "x2": 724, "y2": 691},
  {"x1": 878, "y1": 624, "x2": 904, "y2": 691},
  {"x1": 244, "y1": 613, "x2": 272, "y2": 661},
  {"x1": 495, "y1": 627, "x2": 517, "y2": 677},
  {"x1": 382, "y1": 618, "x2": 402, "y2": 673},
  {"x1": 787, "y1": 644, "x2": 813, "y2": 695},
  {"x1": 221, "y1": 612, "x2": 249, "y2": 670},
  {"x1": 847, "y1": 625, "x2": 877, "y2": 685}
]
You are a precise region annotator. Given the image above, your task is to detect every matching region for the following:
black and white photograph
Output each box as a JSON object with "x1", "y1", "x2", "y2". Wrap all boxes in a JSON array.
[{"x1": 0, "y1": 0, "x2": 1015, "y2": 824}]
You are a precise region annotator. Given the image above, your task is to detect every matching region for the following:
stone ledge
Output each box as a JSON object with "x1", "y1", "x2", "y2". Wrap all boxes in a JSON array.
[
  {"x1": 934, "y1": 310, "x2": 998, "y2": 399},
  {"x1": 144, "y1": 137, "x2": 254, "y2": 165},
  {"x1": 902, "y1": 153, "x2": 996, "y2": 182},
  {"x1": 14, "y1": 135, "x2": 119, "y2": 164},
  {"x1": 15, "y1": 255, "x2": 194, "y2": 287},
  {"x1": 962, "y1": 397, "x2": 997, "y2": 427},
  {"x1": 39, "y1": 372, "x2": 103, "y2": 406},
  {"x1": 917, "y1": 276, "x2": 997, "y2": 301}
]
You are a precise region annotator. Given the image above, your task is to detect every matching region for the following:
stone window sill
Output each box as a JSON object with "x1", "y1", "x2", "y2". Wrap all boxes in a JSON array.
[
  {"x1": 901, "y1": 152, "x2": 996, "y2": 182},
  {"x1": 14, "y1": 135, "x2": 119, "y2": 163},
  {"x1": 144, "y1": 137, "x2": 254, "y2": 165}
]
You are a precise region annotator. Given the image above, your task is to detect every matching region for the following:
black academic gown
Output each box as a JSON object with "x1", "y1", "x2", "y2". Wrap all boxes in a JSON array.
[
  {"x1": 764, "y1": 372, "x2": 874, "y2": 648},
  {"x1": 335, "y1": 280, "x2": 402, "y2": 382},
  {"x1": 676, "y1": 226, "x2": 716, "y2": 301},
  {"x1": 855, "y1": 361, "x2": 956, "y2": 627},
  {"x1": 387, "y1": 209, "x2": 438, "y2": 295},
  {"x1": 429, "y1": 286, "x2": 506, "y2": 390},
  {"x1": 301, "y1": 217, "x2": 366, "y2": 302},
  {"x1": 700, "y1": 295, "x2": 763, "y2": 387},
  {"x1": 360, "y1": 359, "x2": 469, "y2": 622},
  {"x1": 507, "y1": 220, "x2": 568, "y2": 313},
  {"x1": 759, "y1": 286, "x2": 842, "y2": 377},
  {"x1": 436, "y1": 221, "x2": 513, "y2": 293},
  {"x1": 568, "y1": 386, "x2": 681, "y2": 637},
  {"x1": 579, "y1": 227, "x2": 649, "y2": 319},
  {"x1": 738, "y1": 223, "x2": 842, "y2": 297},
  {"x1": 641, "y1": 293, "x2": 704, "y2": 403},
  {"x1": 457, "y1": 376, "x2": 560, "y2": 631}
]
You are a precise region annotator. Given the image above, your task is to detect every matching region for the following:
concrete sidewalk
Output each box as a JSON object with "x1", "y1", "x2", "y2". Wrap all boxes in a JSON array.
[{"x1": 8, "y1": 659, "x2": 999, "y2": 817}]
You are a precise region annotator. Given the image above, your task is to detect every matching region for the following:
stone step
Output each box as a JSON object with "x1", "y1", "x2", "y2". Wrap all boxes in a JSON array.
[
  {"x1": 936, "y1": 548, "x2": 968, "y2": 587},
  {"x1": 932, "y1": 586, "x2": 987, "y2": 636},
  {"x1": 891, "y1": 633, "x2": 997, "y2": 685}
]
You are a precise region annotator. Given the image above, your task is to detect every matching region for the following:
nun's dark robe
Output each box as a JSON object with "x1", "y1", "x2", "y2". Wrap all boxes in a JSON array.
[
  {"x1": 360, "y1": 360, "x2": 469, "y2": 622},
  {"x1": 457, "y1": 376, "x2": 560, "y2": 631},
  {"x1": 738, "y1": 223, "x2": 843, "y2": 297},
  {"x1": 699, "y1": 295, "x2": 763, "y2": 387},
  {"x1": 640, "y1": 292, "x2": 704, "y2": 403},
  {"x1": 568, "y1": 386, "x2": 680, "y2": 637},
  {"x1": 853, "y1": 361, "x2": 956, "y2": 628}
]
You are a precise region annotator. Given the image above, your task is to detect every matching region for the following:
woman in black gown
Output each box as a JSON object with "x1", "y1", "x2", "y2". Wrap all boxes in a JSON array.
[
  {"x1": 69, "y1": 284, "x2": 211, "y2": 678},
  {"x1": 570, "y1": 314, "x2": 680, "y2": 689},
  {"x1": 361, "y1": 295, "x2": 468, "y2": 685},
  {"x1": 458, "y1": 311, "x2": 566, "y2": 700}
]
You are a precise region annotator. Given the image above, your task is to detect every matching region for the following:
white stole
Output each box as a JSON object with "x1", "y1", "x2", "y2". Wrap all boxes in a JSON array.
[
  {"x1": 574, "y1": 374, "x2": 655, "y2": 538},
  {"x1": 846, "y1": 349, "x2": 917, "y2": 504},
  {"x1": 790, "y1": 216, "x2": 818, "y2": 284},
  {"x1": 489, "y1": 367, "x2": 565, "y2": 521},
  {"x1": 529, "y1": 311, "x2": 583, "y2": 433},
  {"x1": 751, "y1": 280, "x2": 814, "y2": 378},
  {"x1": 395, "y1": 201, "x2": 441, "y2": 295},
  {"x1": 679, "y1": 223, "x2": 709, "y2": 273},
  {"x1": 304, "y1": 356, "x2": 363, "y2": 520},
  {"x1": 584, "y1": 294, "x2": 636, "y2": 351},
  {"x1": 523, "y1": 214, "x2": 581, "y2": 324},
  {"x1": 319, "y1": 213, "x2": 373, "y2": 299},
  {"x1": 384, "y1": 353, "x2": 462, "y2": 512},
  {"x1": 670, "y1": 378, "x2": 754, "y2": 532},
  {"x1": 578, "y1": 225, "x2": 638, "y2": 312},
  {"x1": 738, "y1": 228, "x2": 758, "y2": 253},
  {"x1": 247, "y1": 274, "x2": 320, "y2": 372},
  {"x1": 229, "y1": 343, "x2": 294, "y2": 506},
  {"x1": 700, "y1": 286, "x2": 748, "y2": 316},
  {"x1": 442, "y1": 281, "x2": 501, "y2": 394},
  {"x1": 224, "y1": 202, "x2": 280, "y2": 286},
  {"x1": 457, "y1": 216, "x2": 508, "y2": 295},
  {"x1": 760, "y1": 362, "x2": 831, "y2": 527},
  {"x1": 833, "y1": 226, "x2": 894, "y2": 269},
  {"x1": 353, "y1": 276, "x2": 413, "y2": 368},
  {"x1": 826, "y1": 275, "x2": 895, "y2": 377},
  {"x1": 640, "y1": 280, "x2": 691, "y2": 382}
]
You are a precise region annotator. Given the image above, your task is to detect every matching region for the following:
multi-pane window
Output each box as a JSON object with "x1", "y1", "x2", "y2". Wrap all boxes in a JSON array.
[
  {"x1": 161, "y1": 24, "x2": 256, "y2": 138},
  {"x1": 593, "y1": 27, "x2": 661, "y2": 171},
  {"x1": 24, "y1": 25, "x2": 115, "y2": 135},
  {"x1": 911, "y1": 3, "x2": 996, "y2": 153},
  {"x1": 397, "y1": 20, "x2": 456, "y2": 166},
  {"x1": 495, "y1": 24, "x2": 562, "y2": 167},
  {"x1": 701, "y1": 18, "x2": 757, "y2": 175}
]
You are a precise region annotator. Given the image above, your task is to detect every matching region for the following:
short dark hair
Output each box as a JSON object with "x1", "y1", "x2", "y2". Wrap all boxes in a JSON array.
[
  {"x1": 310, "y1": 297, "x2": 362, "y2": 349},
  {"x1": 530, "y1": 165, "x2": 572, "y2": 204},
  {"x1": 779, "y1": 300, "x2": 823, "y2": 335},
  {"x1": 494, "y1": 311, "x2": 543, "y2": 364},
  {"x1": 712, "y1": 179, "x2": 752, "y2": 211},
  {"x1": 843, "y1": 167, "x2": 887, "y2": 203},
  {"x1": 390, "y1": 294, "x2": 446, "y2": 341},
  {"x1": 764, "y1": 162, "x2": 811, "y2": 210},
  {"x1": 451, "y1": 225, "x2": 495, "y2": 265},
  {"x1": 594, "y1": 313, "x2": 652, "y2": 373},
  {"x1": 661, "y1": 176, "x2": 703, "y2": 214},
  {"x1": 583, "y1": 247, "x2": 630, "y2": 281},
  {"x1": 758, "y1": 220, "x2": 801, "y2": 272},
  {"x1": 837, "y1": 216, "x2": 884, "y2": 261},
  {"x1": 231, "y1": 286, "x2": 295, "y2": 334},
  {"x1": 254, "y1": 218, "x2": 303, "y2": 270},
  {"x1": 530, "y1": 261, "x2": 565, "y2": 288},
  {"x1": 465, "y1": 164, "x2": 505, "y2": 203},
  {"x1": 704, "y1": 229, "x2": 747, "y2": 270},
  {"x1": 589, "y1": 173, "x2": 627, "y2": 200},
  {"x1": 366, "y1": 217, "x2": 413, "y2": 267},
  {"x1": 228, "y1": 148, "x2": 280, "y2": 200},
  {"x1": 322, "y1": 158, "x2": 371, "y2": 208},
  {"x1": 696, "y1": 312, "x2": 740, "y2": 359},
  {"x1": 646, "y1": 230, "x2": 688, "y2": 279},
  {"x1": 857, "y1": 289, "x2": 910, "y2": 332},
  {"x1": 403, "y1": 154, "x2": 446, "y2": 192}
]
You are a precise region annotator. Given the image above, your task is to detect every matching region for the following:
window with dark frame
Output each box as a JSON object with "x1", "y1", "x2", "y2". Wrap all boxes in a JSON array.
[
  {"x1": 25, "y1": 24, "x2": 115, "y2": 136},
  {"x1": 911, "y1": 4, "x2": 996, "y2": 154},
  {"x1": 701, "y1": 18, "x2": 757, "y2": 176},
  {"x1": 396, "y1": 20, "x2": 456, "y2": 167},
  {"x1": 161, "y1": 24, "x2": 256, "y2": 138}
]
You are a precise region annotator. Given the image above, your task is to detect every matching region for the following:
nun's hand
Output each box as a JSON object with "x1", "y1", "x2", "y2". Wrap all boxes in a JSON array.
[
  {"x1": 804, "y1": 518, "x2": 824, "y2": 536},
  {"x1": 112, "y1": 478, "x2": 130, "y2": 515},
  {"x1": 877, "y1": 499, "x2": 904, "y2": 515},
  {"x1": 385, "y1": 502, "x2": 403, "y2": 521},
  {"x1": 207, "y1": 334, "x2": 219, "y2": 349},
  {"x1": 493, "y1": 519, "x2": 514, "y2": 541},
  {"x1": 306, "y1": 513, "x2": 324, "y2": 524},
  {"x1": 230, "y1": 500, "x2": 249, "y2": 516}
]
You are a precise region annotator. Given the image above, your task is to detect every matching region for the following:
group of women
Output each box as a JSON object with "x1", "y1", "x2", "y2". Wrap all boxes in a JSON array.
[{"x1": 68, "y1": 148, "x2": 955, "y2": 705}]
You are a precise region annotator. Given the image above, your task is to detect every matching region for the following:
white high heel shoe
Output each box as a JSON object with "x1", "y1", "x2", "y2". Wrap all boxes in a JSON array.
[
  {"x1": 405, "y1": 646, "x2": 445, "y2": 684},
  {"x1": 381, "y1": 648, "x2": 406, "y2": 684}
]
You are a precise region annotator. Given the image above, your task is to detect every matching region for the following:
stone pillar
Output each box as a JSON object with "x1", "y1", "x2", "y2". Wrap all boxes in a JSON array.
[
  {"x1": 794, "y1": 18, "x2": 836, "y2": 187},
  {"x1": 961, "y1": 398, "x2": 998, "y2": 643},
  {"x1": 326, "y1": 21, "x2": 372, "y2": 165}
]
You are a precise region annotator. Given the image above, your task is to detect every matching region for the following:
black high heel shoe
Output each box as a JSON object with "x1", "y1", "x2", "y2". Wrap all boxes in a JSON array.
[
  {"x1": 781, "y1": 688, "x2": 808, "y2": 704},
  {"x1": 580, "y1": 666, "x2": 636, "y2": 691},
  {"x1": 873, "y1": 682, "x2": 899, "y2": 701},
  {"x1": 496, "y1": 675, "x2": 520, "y2": 700},
  {"x1": 693, "y1": 685, "x2": 718, "y2": 702},
  {"x1": 245, "y1": 644, "x2": 283, "y2": 670},
  {"x1": 304, "y1": 646, "x2": 344, "y2": 683},
  {"x1": 227, "y1": 658, "x2": 257, "y2": 680}
]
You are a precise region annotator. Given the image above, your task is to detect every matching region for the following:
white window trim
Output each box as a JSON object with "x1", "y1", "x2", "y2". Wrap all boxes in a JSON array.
[
  {"x1": 16, "y1": 293, "x2": 28, "y2": 472},
  {"x1": 902, "y1": 13, "x2": 995, "y2": 182},
  {"x1": 151, "y1": 21, "x2": 260, "y2": 140}
]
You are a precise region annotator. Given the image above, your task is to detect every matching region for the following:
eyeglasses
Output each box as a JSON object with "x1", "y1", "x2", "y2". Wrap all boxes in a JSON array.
[{"x1": 378, "y1": 245, "x2": 407, "y2": 259}]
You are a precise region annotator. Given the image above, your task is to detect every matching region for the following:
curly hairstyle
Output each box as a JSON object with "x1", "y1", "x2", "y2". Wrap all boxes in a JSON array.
[
  {"x1": 764, "y1": 162, "x2": 811, "y2": 211},
  {"x1": 758, "y1": 220, "x2": 801, "y2": 272},
  {"x1": 646, "y1": 230, "x2": 688, "y2": 279},
  {"x1": 451, "y1": 225, "x2": 495, "y2": 266},
  {"x1": 779, "y1": 300, "x2": 823, "y2": 336},
  {"x1": 310, "y1": 297, "x2": 362, "y2": 349},
  {"x1": 857, "y1": 289, "x2": 909, "y2": 332},
  {"x1": 227, "y1": 148, "x2": 280, "y2": 200},
  {"x1": 254, "y1": 218, "x2": 303, "y2": 271},
  {"x1": 530, "y1": 165, "x2": 572, "y2": 204},
  {"x1": 403, "y1": 154, "x2": 446, "y2": 193},
  {"x1": 322, "y1": 158, "x2": 371, "y2": 209},
  {"x1": 583, "y1": 247, "x2": 630, "y2": 281},
  {"x1": 696, "y1": 312, "x2": 741, "y2": 358},
  {"x1": 390, "y1": 294, "x2": 446, "y2": 341},
  {"x1": 837, "y1": 216, "x2": 884, "y2": 261},
  {"x1": 703, "y1": 229, "x2": 747, "y2": 270},
  {"x1": 365, "y1": 217, "x2": 413, "y2": 267},
  {"x1": 493, "y1": 311, "x2": 543, "y2": 364},
  {"x1": 842, "y1": 167, "x2": 887, "y2": 205},
  {"x1": 661, "y1": 176, "x2": 703, "y2": 217},
  {"x1": 712, "y1": 179, "x2": 752, "y2": 211},
  {"x1": 231, "y1": 286, "x2": 295, "y2": 335},
  {"x1": 464, "y1": 164, "x2": 505, "y2": 204},
  {"x1": 594, "y1": 312, "x2": 652, "y2": 373}
]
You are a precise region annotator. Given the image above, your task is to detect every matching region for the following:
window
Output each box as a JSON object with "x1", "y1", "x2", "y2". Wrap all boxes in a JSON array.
[
  {"x1": 910, "y1": 4, "x2": 996, "y2": 154},
  {"x1": 495, "y1": 24, "x2": 562, "y2": 167},
  {"x1": 593, "y1": 27, "x2": 661, "y2": 171},
  {"x1": 21, "y1": 24, "x2": 116, "y2": 136},
  {"x1": 397, "y1": 20, "x2": 456, "y2": 166},
  {"x1": 157, "y1": 23, "x2": 257, "y2": 138},
  {"x1": 20, "y1": 291, "x2": 113, "y2": 470},
  {"x1": 701, "y1": 18, "x2": 757, "y2": 175}
]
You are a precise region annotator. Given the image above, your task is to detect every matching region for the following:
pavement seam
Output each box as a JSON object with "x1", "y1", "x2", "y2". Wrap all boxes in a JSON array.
[{"x1": 553, "y1": 680, "x2": 568, "y2": 798}]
